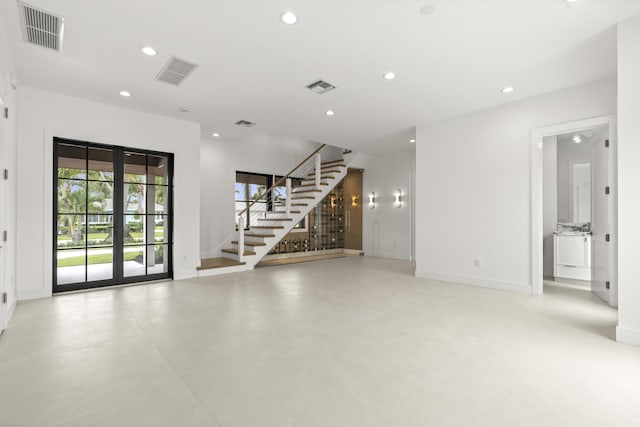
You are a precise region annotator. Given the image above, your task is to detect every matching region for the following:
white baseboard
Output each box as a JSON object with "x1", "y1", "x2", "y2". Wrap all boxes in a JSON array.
[
  {"x1": 616, "y1": 326, "x2": 640, "y2": 346},
  {"x1": 365, "y1": 250, "x2": 411, "y2": 261},
  {"x1": 17, "y1": 288, "x2": 52, "y2": 300},
  {"x1": 198, "y1": 265, "x2": 253, "y2": 277},
  {"x1": 415, "y1": 270, "x2": 532, "y2": 295}
]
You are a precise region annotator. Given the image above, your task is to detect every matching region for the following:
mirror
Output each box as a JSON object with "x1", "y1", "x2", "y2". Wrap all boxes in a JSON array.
[{"x1": 573, "y1": 163, "x2": 591, "y2": 224}]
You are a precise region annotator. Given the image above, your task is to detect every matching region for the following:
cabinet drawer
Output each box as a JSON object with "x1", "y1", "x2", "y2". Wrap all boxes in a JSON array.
[
  {"x1": 556, "y1": 264, "x2": 591, "y2": 281},
  {"x1": 556, "y1": 235, "x2": 588, "y2": 267}
]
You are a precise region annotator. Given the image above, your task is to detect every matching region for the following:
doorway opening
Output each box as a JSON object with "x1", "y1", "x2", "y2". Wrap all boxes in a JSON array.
[
  {"x1": 53, "y1": 138, "x2": 174, "y2": 293},
  {"x1": 531, "y1": 116, "x2": 617, "y2": 307}
]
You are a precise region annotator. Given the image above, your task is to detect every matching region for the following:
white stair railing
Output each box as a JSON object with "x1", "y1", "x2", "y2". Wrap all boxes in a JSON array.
[{"x1": 235, "y1": 144, "x2": 345, "y2": 231}]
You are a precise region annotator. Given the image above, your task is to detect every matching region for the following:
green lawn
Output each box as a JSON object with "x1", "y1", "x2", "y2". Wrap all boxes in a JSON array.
[{"x1": 58, "y1": 251, "x2": 141, "y2": 267}]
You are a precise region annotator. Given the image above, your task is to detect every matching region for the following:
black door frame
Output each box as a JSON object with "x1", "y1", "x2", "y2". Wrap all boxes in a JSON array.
[{"x1": 53, "y1": 137, "x2": 174, "y2": 293}]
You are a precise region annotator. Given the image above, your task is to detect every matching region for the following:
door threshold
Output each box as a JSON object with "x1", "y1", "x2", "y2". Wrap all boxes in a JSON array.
[{"x1": 54, "y1": 278, "x2": 173, "y2": 296}]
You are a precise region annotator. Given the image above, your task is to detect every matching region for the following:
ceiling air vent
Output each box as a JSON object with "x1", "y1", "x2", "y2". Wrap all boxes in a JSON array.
[
  {"x1": 306, "y1": 79, "x2": 336, "y2": 95},
  {"x1": 155, "y1": 56, "x2": 198, "y2": 86},
  {"x1": 18, "y1": 1, "x2": 65, "y2": 52},
  {"x1": 235, "y1": 120, "x2": 256, "y2": 128}
]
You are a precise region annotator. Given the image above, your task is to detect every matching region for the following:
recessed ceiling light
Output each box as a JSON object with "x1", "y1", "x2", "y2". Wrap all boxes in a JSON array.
[
  {"x1": 141, "y1": 46, "x2": 157, "y2": 56},
  {"x1": 212, "y1": 133, "x2": 220, "y2": 137},
  {"x1": 420, "y1": 4, "x2": 436, "y2": 15},
  {"x1": 573, "y1": 135, "x2": 582, "y2": 144},
  {"x1": 409, "y1": 139, "x2": 416, "y2": 143},
  {"x1": 502, "y1": 86, "x2": 515, "y2": 94},
  {"x1": 178, "y1": 107, "x2": 190, "y2": 113},
  {"x1": 281, "y1": 11, "x2": 297, "y2": 25},
  {"x1": 383, "y1": 72, "x2": 396, "y2": 80},
  {"x1": 325, "y1": 110, "x2": 335, "y2": 116},
  {"x1": 119, "y1": 91, "x2": 131, "y2": 97}
]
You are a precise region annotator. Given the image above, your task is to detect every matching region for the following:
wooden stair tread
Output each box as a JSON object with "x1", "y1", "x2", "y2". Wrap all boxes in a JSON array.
[
  {"x1": 222, "y1": 248, "x2": 256, "y2": 256},
  {"x1": 302, "y1": 175, "x2": 335, "y2": 182},
  {"x1": 321, "y1": 159, "x2": 345, "y2": 166},
  {"x1": 273, "y1": 210, "x2": 301, "y2": 214},
  {"x1": 291, "y1": 196, "x2": 316, "y2": 200},
  {"x1": 251, "y1": 225, "x2": 285, "y2": 229},
  {"x1": 245, "y1": 232, "x2": 276, "y2": 238},
  {"x1": 296, "y1": 183, "x2": 328, "y2": 188},
  {"x1": 198, "y1": 257, "x2": 246, "y2": 270},
  {"x1": 320, "y1": 164, "x2": 346, "y2": 169},
  {"x1": 258, "y1": 218, "x2": 293, "y2": 221},
  {"x1": 292, "y1": 189, "x2": 322, "y2": 194},
  {"x1": 308, "y1": 169, "x2": 342, "y2": 175},
  {"x1": 231, "y1": 240, "x2": 267, "y2": 247},
  {"x1": 291, "y1": 203, "x2": 308, "y2": 206}
]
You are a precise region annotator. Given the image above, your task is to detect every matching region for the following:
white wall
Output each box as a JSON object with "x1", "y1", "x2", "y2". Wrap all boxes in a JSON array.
[
  {"x1": 17, "y1": 87, "x2": 201, "y2": 300},
  {"x1": 351, "y1": 149, "x2": 414, "y2": 261},
  {"x1": 200, "y1": 132, "x2": 320, "y2": 258},
  {"x1": 542, "y1": 136, "x2": 557, "y2": 278},
  {"x1": 556, "y1": 136, "x2": 592, "y2": 223},
  {"x1": 415, "y1": 78, "x2": 616, "y2": 294},
  {"x1": 0, "y1": 22, "x2": 18, "y2": 327},
  {"x1": 617, "y1": 15, "x2": 640, "y2": 346}
]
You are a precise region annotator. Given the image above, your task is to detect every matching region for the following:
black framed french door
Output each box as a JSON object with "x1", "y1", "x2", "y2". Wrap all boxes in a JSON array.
[{"x1": 53, "y1": 138, "x2": 174, "y2": 293}]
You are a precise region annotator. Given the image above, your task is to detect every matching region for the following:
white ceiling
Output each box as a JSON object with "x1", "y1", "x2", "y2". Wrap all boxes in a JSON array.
[{"x1": 1, "y1": 0, "x2": 639, "y2": 153}]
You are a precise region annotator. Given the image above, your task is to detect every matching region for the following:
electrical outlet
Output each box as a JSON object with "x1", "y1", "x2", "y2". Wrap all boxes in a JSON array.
[{"x1": 474, "y1": 259, "x2": 481, "y2": 268}]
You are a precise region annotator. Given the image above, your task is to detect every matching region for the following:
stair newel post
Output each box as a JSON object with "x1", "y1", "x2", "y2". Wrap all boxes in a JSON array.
[
  {"x1": 285, "y1": 178, "x2": 292, "y2": 215},
  {"x1": 315, "y1": 153, "x2": 322, "y2": 189},
  {"x1": 238, "y1": 214, "x2": 245, "y2": 262}
]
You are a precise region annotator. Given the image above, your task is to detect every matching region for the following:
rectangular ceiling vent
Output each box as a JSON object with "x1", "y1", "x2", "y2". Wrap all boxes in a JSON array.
[
  {"x1": 235, "y1": 120, "x2": 256, "y2": 128},
  {"x1": 155, "y1": 56, "x2": 199, "y2": 86},
  {"x1": 306, "y1": 79, "x2": 336, "y2": 95},
  {"x1": 18, "y1": 1, "x2": 65, "y2": 52}
]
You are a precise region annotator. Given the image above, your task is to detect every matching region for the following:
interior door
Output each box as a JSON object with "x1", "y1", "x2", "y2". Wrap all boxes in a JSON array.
[
  {"x1": 591, "y1": 131, "x2": 612, "y2": 303},
  {"x1": 344, "y1": 168, "x2": 363, "y2": 251},
  {"x1": 53, "y1": 139, "x2": 174, "y2": 293}
]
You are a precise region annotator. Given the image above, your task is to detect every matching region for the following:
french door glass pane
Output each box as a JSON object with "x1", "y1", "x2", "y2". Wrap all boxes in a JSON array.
[
  {"x1": 123, "y1": 246, "x2": 145, "y2": 277},
  {"x1": 124, "y1": 152, "x2": 146, "y2": 183},
  {"x1": 57, "y1": 214, "x2": 86, "y2": 249},
  {"x1": 146, "y1": 185, "x2": 168, "y2": 215},
  {"x1": 87, "y1": 215, "x2": 113, "y2": 248},
  {"x1": 57, "y1": 250, "x2": 86, "y2": 285},
  {"x1": 87, "y1": 247, "x2": 113, "y2": 282},
  {"x1": 123, "y1": 215, "x2": 144, "y2": 245},
  {"x1": 57, "y1": 180, "x2": 86, "y2": 213},
  {"x1": 147, "y1": 245, "x2": 169, "y2": 275},
  {"x1": 148, "y1": 155, "x2": 169, "y2": 185},
  {"x1": 57, "y1": 144, "x2": 86, "y2": 179},
  {"x1": 124, "y1": 183, "x2": 146, "y2": 215},
  {"x1": 88, "y1": 147, "x2": 114, "y2": 181},
  {"x1": 88, "y1": 181, "x2": 113, "y2": 213},
  {"x1": 152, "y1": 215, "x2": 169, "y2": 243}
]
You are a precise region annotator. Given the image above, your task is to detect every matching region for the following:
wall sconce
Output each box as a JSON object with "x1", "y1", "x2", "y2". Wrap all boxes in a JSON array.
[
  {"x1": 352, "y1": 195, "x2": 358, "y2": 207},
  {"x1": 368, "y1": 192, "x2": 376, "y2": 209},
  {"x1": 394, "y1": 190, "x2": 402, "y2": 208},
  {"x1": 330, "y1": 196, "x2": 336, "y2": 209}
]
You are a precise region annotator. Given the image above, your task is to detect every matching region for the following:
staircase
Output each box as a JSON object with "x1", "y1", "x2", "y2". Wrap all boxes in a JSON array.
[{"x1": 199, "y1": 144, "x2": 352, "y2": 275}]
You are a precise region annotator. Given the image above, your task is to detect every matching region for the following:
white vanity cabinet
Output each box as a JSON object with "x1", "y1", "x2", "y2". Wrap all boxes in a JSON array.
[{"x1": 554, "y1": 234, "x2": 591, "y2": 281}]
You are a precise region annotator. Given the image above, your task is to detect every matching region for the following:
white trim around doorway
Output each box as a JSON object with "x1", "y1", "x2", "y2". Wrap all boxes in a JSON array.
[{"x1": 530, "y1": 115, "x2": 617, "y2": 303}]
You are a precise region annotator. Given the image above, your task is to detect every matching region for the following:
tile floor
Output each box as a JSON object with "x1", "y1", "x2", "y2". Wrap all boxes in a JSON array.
[{"x1": 0, "y1": 257, "x2": 639, "y2": 426}]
